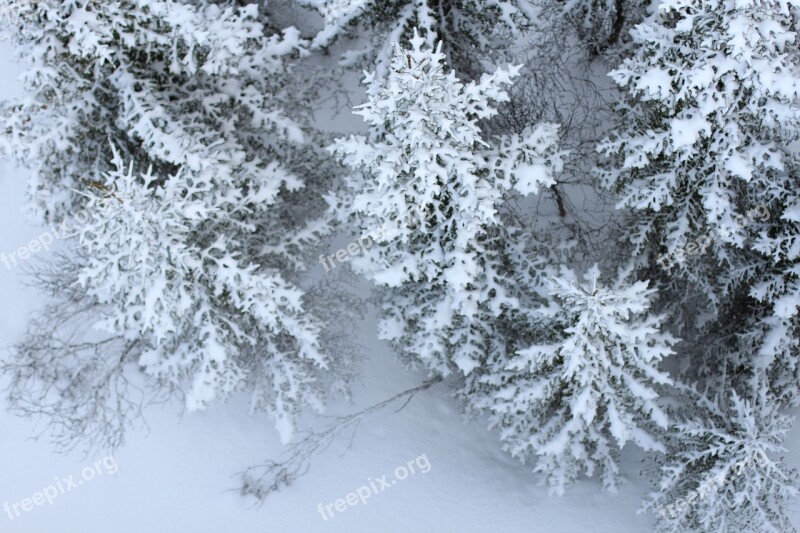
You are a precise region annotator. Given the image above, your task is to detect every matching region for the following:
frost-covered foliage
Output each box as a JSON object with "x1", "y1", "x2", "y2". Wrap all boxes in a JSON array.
[
  {"x1": 0, "y1": 0, "x2": 308, "y2": 222},
  {"x1": 595, "y1": 1, "x2": 800, "y2": 525},
  {"x1": 302, "y1": 0, "x2": 536, "y2": 78},
  {"x1": 75, "y1": 151, "x2": 329, "y2": 440},
  {"x1": 596, "y1": 1, "x2": 800, "y2": 523},
  {"x1": 561, "y1": 0, "x2": 626, "y2": 56},
  {"x1": 599, "y1": 0, "x2": 800, "y2": 292},
  {"x1": 644, "y1": 384, "x2": 798, "y2": 532},
  {"x1": 531, "y1": 0, "x2": 645, "y2": 59},
  {"x1": 480, "y1": 265, "x2": 674, "y2": 494},
  {"x1": 599, "y1": 0, "x2": 800, "y2": 407},
  {"x1": 331, "y1": 31, "x2": 561, "y2": 379},
  {"x1": 0, "y1": 0, "x2": 798, "y2": 526},
  {"x1": 0, "y1": 0, "x2": 340, "y2": 444}
]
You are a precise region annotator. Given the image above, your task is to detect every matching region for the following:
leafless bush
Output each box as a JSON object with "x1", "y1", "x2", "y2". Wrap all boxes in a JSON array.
[
  {"x1": 487, "y1": 21, "x2": 623, "y2": 267},
  {"x1": 1, "y1": 251, "x2": 169, "y2": 453}
]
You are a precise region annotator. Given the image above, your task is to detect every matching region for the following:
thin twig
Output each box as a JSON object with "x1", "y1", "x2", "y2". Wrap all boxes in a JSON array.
[{"x1": 238, "y1": 376, "x2": 443, "y2": 504}]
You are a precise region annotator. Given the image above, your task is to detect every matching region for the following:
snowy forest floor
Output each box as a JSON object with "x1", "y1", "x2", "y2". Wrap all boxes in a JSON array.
[{"x1": 0, "y1": 42, "x2": 799, "y2": 533}]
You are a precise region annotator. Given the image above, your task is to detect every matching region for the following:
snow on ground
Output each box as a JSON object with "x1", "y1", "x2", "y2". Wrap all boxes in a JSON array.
[
  {"x1": 0, "y1": 283, "x2": 655, "y2": 533},
  {"x1": 0, "y1": 39, "x2": 797, "y2": 533}
]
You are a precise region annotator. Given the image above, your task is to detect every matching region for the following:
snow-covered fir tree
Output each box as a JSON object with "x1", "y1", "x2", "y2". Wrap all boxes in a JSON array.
[
  {"x1": 479, "y1": 265, "x2": 675, "y2": 494},
  {"x1": 75, "y1": 150, "x2": 330, "y2": 438},
  {"x1": 0, "y1": 0, "x2": 310, "y2": 221},
  {"x1": 598, "y1": 0, "x2": 800, "y2": 281},
  {"x1": 598, "y1": 0, "x2": 800, "y2": 393},
  {"x1": 330, "y1": 30, "x2": 561, "y2": 386},
  {"x1": 598, "y1": 2, "x2": 800, "y2": 526},
  {"x1": 644, "y1": 382, "x2": 798, "y2": 532},
  {"x1": 302, "y1": 0, "x2": 536, "y2": 78},
  {"x1": 0, "y1": 0, "x2": 341, "y2": 444}
]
